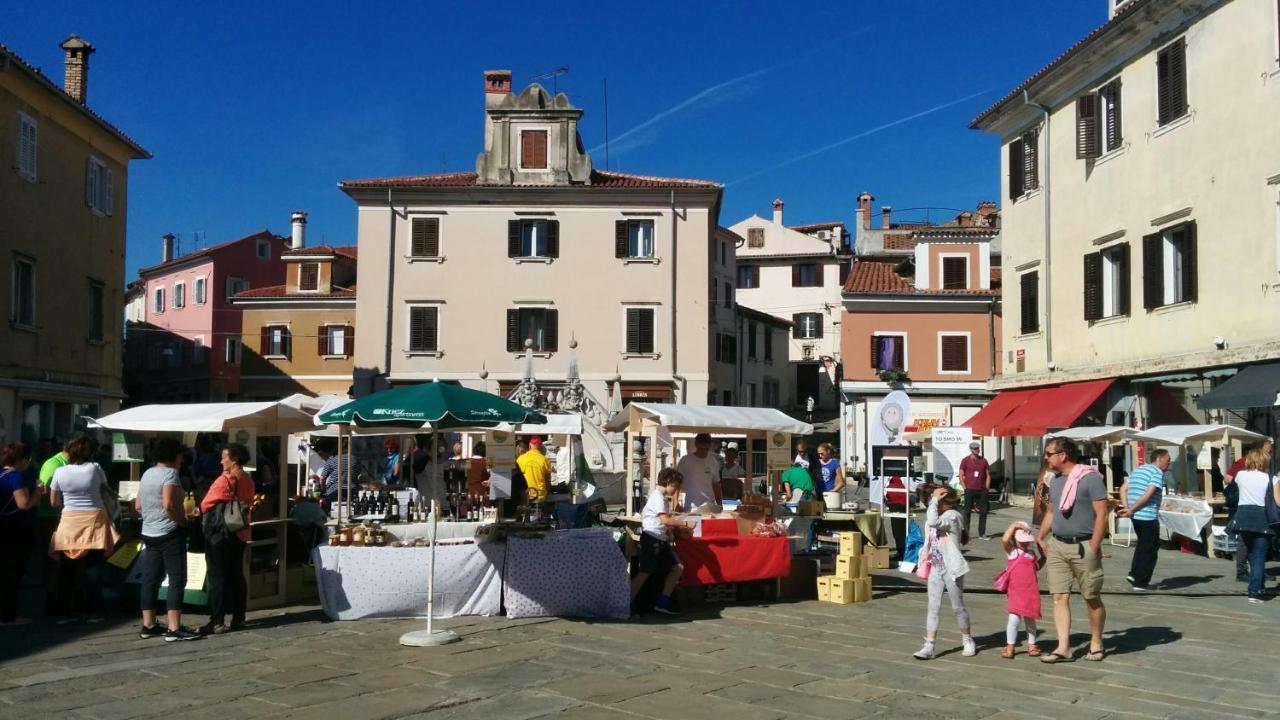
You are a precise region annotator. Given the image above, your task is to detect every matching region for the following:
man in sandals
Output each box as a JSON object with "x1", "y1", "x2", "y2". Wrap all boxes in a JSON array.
[{"x1": 1036, "y1": 436, "x2": 1108, "y2": 663}]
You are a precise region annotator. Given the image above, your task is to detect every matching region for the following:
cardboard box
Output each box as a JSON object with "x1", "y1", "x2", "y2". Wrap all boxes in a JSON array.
[
  {"x1": 816, "y1": 575, "x2": 833, "y2": 602},
  {"x1": 863, "y1": 546, "x2": 890, "y2": 570},
  {"x1": 855, "y1": 571, "x2": 875, "y2": 599},
  {"x1": 838, "y1": 531, "x2": 863, "y2": 558},
  {"x1": 827, "y1": 577, "x2": 856, "y2": 604},
  {"x1": 835, "y1": 554, "x2": 864, "y2": 580}
]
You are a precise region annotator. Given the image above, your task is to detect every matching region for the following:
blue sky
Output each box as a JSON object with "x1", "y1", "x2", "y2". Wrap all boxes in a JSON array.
[{"x1": 11, "y1": 2, "x2": 1102, "y2": 276}]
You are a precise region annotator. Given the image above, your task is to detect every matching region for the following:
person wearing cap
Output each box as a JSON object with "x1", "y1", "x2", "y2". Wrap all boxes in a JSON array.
[
  {"x1": 959, "y1": 441, "x2": 992, "y2": 539},
  {"x1": 517, "y1": 437, "x2": 552, "y2": 506},
  {"x1": 675, "y1": 433, "x2": 721, "y2": 511}
]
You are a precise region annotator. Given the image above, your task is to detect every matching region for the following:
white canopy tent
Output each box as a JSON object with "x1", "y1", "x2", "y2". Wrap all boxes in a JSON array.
[
  {"x1": 1050, "y1": 425, "x2": 1136, "y2": 444},
  {"x1": 1131, "y1": 424, "x2": 1267, "y2": 501}
]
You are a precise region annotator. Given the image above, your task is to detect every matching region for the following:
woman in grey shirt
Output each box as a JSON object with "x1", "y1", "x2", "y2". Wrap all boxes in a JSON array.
[{"x1": 135, "y1": 438, "x2": 200, "y2": 641}]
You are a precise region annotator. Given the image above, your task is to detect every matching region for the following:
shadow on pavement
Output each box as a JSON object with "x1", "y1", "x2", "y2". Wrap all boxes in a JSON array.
[
  {"x1": 1102, "y1": 625, "x2": 1182, "y2": 655},
  {"x1": 1157, "y1": 574, "x2": 1222, "y2": 590}
]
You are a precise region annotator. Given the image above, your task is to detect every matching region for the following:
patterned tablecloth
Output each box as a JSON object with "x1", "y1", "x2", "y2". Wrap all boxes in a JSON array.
[
  {"x1": 383, "y1": 521, "x2": 484, "y2": 542},
  {"x1": 504, "y1": 529, "x2": 631, "y2": 620},
  {"x1": 312, "y1": 544, "x2": 504, "y2": 620}
]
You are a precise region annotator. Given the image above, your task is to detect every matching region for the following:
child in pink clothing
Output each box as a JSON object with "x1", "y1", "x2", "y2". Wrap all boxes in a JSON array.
[{"x1": 1000, "y1": 521, "x2": 1043, "y2": 658}]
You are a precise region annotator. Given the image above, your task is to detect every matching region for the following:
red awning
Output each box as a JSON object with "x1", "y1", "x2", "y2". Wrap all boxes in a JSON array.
[
  {"x1": 962, "y1": 388, "x2": 1039, "y2": 436},
  {"x1": 995, "y1": 378, "x2": 1115, "y2": 436}
]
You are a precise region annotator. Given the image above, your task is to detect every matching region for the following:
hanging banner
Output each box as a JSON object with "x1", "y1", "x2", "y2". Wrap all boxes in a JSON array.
[
  {"x1": 112, "y1": 432, "x2": 145, "y2": 463},
  {"x1": 485, "y1": 429, "x2": 515, "y2": 500},
  {"x1": 931, "y1": 427, "x2": 972, "y2": 486}
]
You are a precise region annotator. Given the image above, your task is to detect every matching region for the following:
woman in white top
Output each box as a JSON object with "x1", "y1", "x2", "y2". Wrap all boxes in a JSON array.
[
  {"x1": 914, "y1": 487, "x2": 975, "y2": 660},
  {"x1": 49, "y1": 436, "x2": 119, "y2": 621},
  {"x1": 1232, "y1": 447, "x2": 1280, "y2": 603}
]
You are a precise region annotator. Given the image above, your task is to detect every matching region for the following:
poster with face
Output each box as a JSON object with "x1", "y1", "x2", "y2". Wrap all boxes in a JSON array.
[{"x1": 867, "y1": 390, "x2": 911, "y2": 505}]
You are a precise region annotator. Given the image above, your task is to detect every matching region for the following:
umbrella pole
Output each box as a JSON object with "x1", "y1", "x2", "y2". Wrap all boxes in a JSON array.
[{"x1": 401, "y1": 426, "x2": 458, "y2": 647}]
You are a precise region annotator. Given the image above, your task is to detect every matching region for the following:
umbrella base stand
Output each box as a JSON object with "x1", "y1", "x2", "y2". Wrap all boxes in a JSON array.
[{"x1": 399, "y1": 628, "x2": 459, "y2": 647}]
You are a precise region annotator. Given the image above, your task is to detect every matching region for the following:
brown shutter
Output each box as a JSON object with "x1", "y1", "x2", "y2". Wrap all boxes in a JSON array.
[
  {"x1": 639, "y1": 309, "x2": 654, "y2": 354},
  {"x1": 1076, "y1": 93, "x2": 1100, "y2": 159},
  {"x1": 544, "y1": 310, "x2": 558, "y2": 352},
  {"x1": 812, "y1": 314, "x2": 823, "y2": 339},
  {"x1": 615, "y1": 220, "x2": 628, "y2": 258},
  {"x1": 520, "y1": 130, "x2": 548, "y2": 169},
  {"x1": 508, "y1": 220, "x2": 521, "y2": 257},
  {"x1": 1142, "y1": 232, "x2": 1163, "y2": 309},
  {"x1": 300, "y1": 263, "x2": 319, "y2": 291},
  {"x1": 791, "y1": 265, "x2": 801, "y2": 287},
  {"x1": 752, "y1": 266, "x2": 760, "y2": 287},
  {"x1": 283, "y1": 327, "x2": 292, "y2": 359},
  {"x1": 1008, "y1": 139, "x2": 1025, "y2": 200},
  {"x1": 317, "y1": 325, "x2": 328, "y2": 356},
  {"x1": 1103, "y1": 80, "x2": 1123, "y2": 151},
  {"x1": 1116, "y1": 243, "x2": 1131, "y2": 316},
  {"x1": 941, "y1": 335, "x2": 968, "y2": 372},
  {"x1": 942, "y1": 257, "x2": 966, "y2": 289},
  {"x1": 815, "y1": 264, "x2": 825, "y2": 287},
  {"x1": 408, "y1": 310, "x2": 422, "y2": 352},
  {"x1": 344, "y1": 325, "x2": 354, "y2": 356},
  {"x1": 1020, "y1": 271, "x2": 1039, "y2": 334},
  {"x1": 870, "y1": 336, "x2": 879, "y2": 370},
  {"x1": 1083, "y1": 252, "x2": 1103, "y2": 321},
  {"x1": 410, "y1": 217, "x2": 439, "y2": 257},
  {"x1": 506, "y1": 309, "x2": 520, "y2": 352},
  {"x1": 260, "y1": 326, "x2": 270, "y2": 355},
  {"x1": 626, "y1": 309, "x2": 640, "y2": 353},
  {"x1": 424, "y1": 308, "x2": 438, "y2": 351},
  {"x1": 546, "y1": 220, "x2": 559, "y2": 258},
  {"x1": 1182, "y1": 221, "x2": 1197, "y2": 304},
  {"x1": 1158, "y1": 38, "x2": 1187, "y2": 125},
  {"x1": 792, "y1": 314, "x2": 802, "y2": 339},
  {"x1": 1023, "y1": 130, "x2": 1039, "y2": 191}
]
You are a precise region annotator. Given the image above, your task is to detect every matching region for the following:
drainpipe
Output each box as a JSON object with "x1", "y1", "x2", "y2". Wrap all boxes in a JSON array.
[
  {"x1": 988, "y1": 297, "x2": 997, "y2": 381},
  {"x1": 383, "y1": 189, "x2": 397, "y2": 384},
  {"x1": 670, "y1": 190, "x2": 687, "y2": 402},
  {"x1": 1023, "y1": 90, "x2": 1053, "y2": 370}
]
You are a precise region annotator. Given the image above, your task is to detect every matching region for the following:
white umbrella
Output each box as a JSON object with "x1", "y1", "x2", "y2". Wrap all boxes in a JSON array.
[
  {"x1": 1047, "y1": 426, "x2": 1136, "y2": 444},
  {"x1": 1129, "y1": 424, "x2": 1266, "y2": 446}
]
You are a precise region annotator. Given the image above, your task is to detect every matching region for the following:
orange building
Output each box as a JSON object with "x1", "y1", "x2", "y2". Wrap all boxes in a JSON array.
[{"x1": 838, "y1": 197, "x2": 1001, "y2": 473}]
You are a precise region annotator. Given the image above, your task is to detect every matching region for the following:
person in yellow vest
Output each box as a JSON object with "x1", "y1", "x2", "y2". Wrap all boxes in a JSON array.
[{"x1": 516, "y1": 437, "x2": 552, "y2": 506}]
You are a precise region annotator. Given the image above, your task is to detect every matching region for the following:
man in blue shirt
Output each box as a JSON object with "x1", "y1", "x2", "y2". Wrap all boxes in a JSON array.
[{"x1": 1118, "y1": 449, "x2": 1171, "y2": 591}]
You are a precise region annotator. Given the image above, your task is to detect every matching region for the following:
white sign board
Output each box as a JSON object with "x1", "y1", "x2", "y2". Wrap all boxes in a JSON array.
[{"x1": 931, "y1": 427, "x2": 972, "y2": 486}]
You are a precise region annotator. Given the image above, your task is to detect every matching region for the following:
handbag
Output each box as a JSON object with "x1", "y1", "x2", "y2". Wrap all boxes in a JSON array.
[
  {"x1": 914, "y1": 538, "x2": 932, "y2": 580},
  {"x1": 993, "y1": 567, "x2": 1011, "y2": 592},
  {"x1": 1265, "y1": 479, "x2": 1280, "y2": 527},
  {"x1": 221, "y1": 473, "x2": 249, "y2": 534}
]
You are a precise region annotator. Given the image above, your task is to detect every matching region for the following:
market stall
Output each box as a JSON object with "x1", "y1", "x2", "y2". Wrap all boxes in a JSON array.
[{"x1": 91, "y1": 401, "x2": 316, "y2": 609}]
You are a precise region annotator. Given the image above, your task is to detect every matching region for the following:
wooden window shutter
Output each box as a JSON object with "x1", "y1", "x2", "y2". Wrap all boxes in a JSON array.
[
  {"x1": 544, "y1": 310, "x2": 559, "y2": 352},
  {"x1": 1103, "y1": 80, "x2": 1123, "y2": 150},
  {"x1": 870, "y1": 336, "x2": 880, "y2": 370},
  {"x1": 411, "y1": 218, "x2": 439, "y2": 257},
  {"x1": 283, "y1": 327, "x2": 292, "y2": 359},
  {"x1": 546, "y1": 221, "x2": 560, "y2": 258},
  {"x1": 317, "y1": 325, "x2": 328, "y2": 356},
  {"x1": 1083, "y1": 252, "x2": 1103, "y2": 321},
  {"x1": 792, "y1": 314, "x2": 802, "y2": 339},
  {"x1": 640, "y1": 309, "x2": 654, "y2": 354},
  {"x1": 942, "y1": 257, "x2": 967, "y2": 289},
  {"x1": 1142, "y1": 232, "x2": 1164, "y2": 309},
  {"x1": 941, "y1": 336, "x2": 967, "y2": 372},
  {"x1": 752, "y1": 266, "x2": 760, "y2": 287},
  {"x1": 521, "y1": 130, "x2": 547, "y2": 168},
  {"x1": 615, "y1": 221, "x2": 628, "y2": 258},
  {"x1": 1020, "y1": 272, "x2": 1039, "y2": 334},
  {"x1": 1158, "y1": 38, "x2": 1187, "y2": 125},
  {"x1": 1023, "y1": 130, "x2": 1039, "y2": 191},
  {"x1": 300, "y1": 263, "x2": 319, "y2": 291},
  {"x1": 815, "y1": 264, "x2": 825, "y2": 286},
  {"x1": 507, "y1": 220, "x2": 521, "y2": 257},
  {"x1": 626, "y1": 309, "x2": 640, "y2": 353},
  {"x1": 260, "y1": 327, "x2": 270, "y2": 355},
  {"x1": 104, "y1": 168, "x2": 114, "y2": 216},
  {"x1": 1076, "y1": 93, "x2": 1100, "y2": 159},
  {"x1": 1116, "y1": 243, "x2": 1131, "y2": 316},
  {"x1": 812, "y1": 314, "x2": 823, "y2": 339},
  {"x1": 791, "y1": 265, "x2": 801, "y2": 287},
  {"x1": 85, "y1": 158, "x2": 96, "y2": 207},
  {"x1": 424, "y1": 309, "x2": 438, "y2": 351},
  {"x1": 506, "y1": 309, "x2": 520, "y2": 352},
  {"x1": 1182, "y1": 221, "x2": 1197, "y2": 304},
  {"x1": 344, "y1": 325, "x2": 355, "y2": 356},
  {"x1": 1008, "y1": 139, "x2": 1025, "y2": 200}
]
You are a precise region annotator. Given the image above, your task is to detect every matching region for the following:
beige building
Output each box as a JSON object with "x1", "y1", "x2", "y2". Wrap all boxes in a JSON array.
[
  {"x1": 0, "y1": 36, "x2": 149, "y2": 445},
  {"x1": 971, "y1": 0, "x2": 1280, "y2": 487},
  {"x1": 340, "y1": 71, "x2": 726, "y2": 472},
  {"x1": 728, "y1": 199, "x2": 850, "y2": 410},
  {"x1": 233, "y1": 238, "x2": 357, "y2": 399}
]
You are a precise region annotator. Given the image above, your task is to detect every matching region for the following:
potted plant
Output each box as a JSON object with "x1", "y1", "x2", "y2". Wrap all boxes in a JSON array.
[{"x1": 877, "y1": 368, "x2": 911, "y2": 385}]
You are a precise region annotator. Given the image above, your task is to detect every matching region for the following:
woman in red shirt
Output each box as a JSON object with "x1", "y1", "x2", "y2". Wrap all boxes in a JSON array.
[{"x1": 199, "y1": 443, "x2": 254, "y2": 634}]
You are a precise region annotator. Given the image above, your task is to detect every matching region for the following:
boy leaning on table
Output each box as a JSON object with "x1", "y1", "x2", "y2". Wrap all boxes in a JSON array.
[{"x1": 632, "y1": 468, "x2": 693, "y2": 616}]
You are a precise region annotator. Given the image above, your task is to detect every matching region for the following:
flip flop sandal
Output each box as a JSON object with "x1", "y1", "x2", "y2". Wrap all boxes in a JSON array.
[
  {"x1": 1084, "y1": 649, "x2": 1105, "y2": 661},
  {"x1": 1039, "y1": 652, "x2": 1074, "y2": 664}
]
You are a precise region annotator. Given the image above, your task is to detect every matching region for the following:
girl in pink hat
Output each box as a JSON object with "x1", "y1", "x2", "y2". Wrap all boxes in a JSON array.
[{"x1": 999, "y1": 521, "x2": 1043, "y2": 658}]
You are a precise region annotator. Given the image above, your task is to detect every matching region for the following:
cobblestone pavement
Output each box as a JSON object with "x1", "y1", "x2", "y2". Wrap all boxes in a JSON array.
[{"x1": 2, "y1": 506, "x2": 1278, "y2": 720}]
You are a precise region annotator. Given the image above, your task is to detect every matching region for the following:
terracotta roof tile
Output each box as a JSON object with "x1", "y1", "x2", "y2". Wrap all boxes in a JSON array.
[
  {"x1": 842, "y1": 260, "x2": 1001, "y2": 296},
  {"x1": 282, "y1": 244, "x2": 358, "y2": 258},
  {"x1": 234, "y1": 284, "x2": 356, "y2": 299},
  {"x1": 787, "y1": 221, "x2": 844, "y2": 234},
  {"x1": 139, "y1": 230, "x2": 285, "y2": 276},
  {"x1": 339, "y1": 169, "x2": 720, "y2": 190},
  {"x1": 883, "y1": 234, "x2": 918, "y2": 250}
]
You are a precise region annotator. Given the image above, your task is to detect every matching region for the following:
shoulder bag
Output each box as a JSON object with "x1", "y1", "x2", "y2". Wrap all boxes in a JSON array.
[
  {"x1": 221, "y1": 472, "x2": 249, "y2": 534},
  {"x1": 1265, "y1": 478, "x2": 1280, "y2": 528}
]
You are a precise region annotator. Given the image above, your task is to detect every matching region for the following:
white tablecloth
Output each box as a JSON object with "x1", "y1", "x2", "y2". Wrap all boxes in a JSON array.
[
  {"x1": 384, "y1": 521, "x2": 484, "y2": 542},
  {"x1": 1158, "y1": 499, "x2": 1214, "y2": 542},
  {"x1": 504, "y1": 529, "x2": 630, "y2": 620},
  {"x1": 312, "y1": 544, "x2": 503, "y2": 620}
]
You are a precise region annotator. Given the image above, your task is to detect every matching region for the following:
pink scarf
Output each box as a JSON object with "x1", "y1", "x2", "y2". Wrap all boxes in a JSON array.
[{"x1": 1058, "y1": 464, "x2": 1093, "y2": 512}]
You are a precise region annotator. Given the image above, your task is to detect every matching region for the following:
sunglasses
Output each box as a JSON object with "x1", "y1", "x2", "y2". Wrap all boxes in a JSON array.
[{"x1": 1043, "y1": 450, "x2": 1064, "y2": 460}]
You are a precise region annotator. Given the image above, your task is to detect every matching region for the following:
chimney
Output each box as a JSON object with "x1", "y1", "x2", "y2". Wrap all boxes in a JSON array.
[
  {"x1": 772, "y1": 197, "x2": 784, "y2": 225},
  {"x1": 881, "y1": 206, "x2": 892, "y2": 230},
  {"x1": 162, "y1": 233, "x2": 175, "y2": 263},
  {"x1": 484, "y1": 69, "x2": 512, "y2": 108},
  {"x1": 291, "y1": 211, "x2": 307, "y2": 249},
  {"x1": 957, "y1": 211, "x2": 973, "y2": 228},
  {"x1": 59, "y1": 35, "x2": 95, "y2": 104},
  {"x1": 856, "y1": 193, "x2": 875, "y2": 230}
]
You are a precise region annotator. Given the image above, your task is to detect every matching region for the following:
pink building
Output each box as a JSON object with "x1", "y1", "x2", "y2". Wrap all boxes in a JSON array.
[{"x1": 125, "y1": 228, "x2": 290, "y2": 403}]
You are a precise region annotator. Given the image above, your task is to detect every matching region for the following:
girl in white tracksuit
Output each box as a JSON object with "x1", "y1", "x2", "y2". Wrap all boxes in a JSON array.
[{"x1": 914, "y1": 487, "x2": 975, "y2": 660}]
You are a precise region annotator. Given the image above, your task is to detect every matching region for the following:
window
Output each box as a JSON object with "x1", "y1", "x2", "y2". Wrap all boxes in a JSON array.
[
  {"x1": 1007, "y1": 129, "x2": 1039, "y2": 200},
  {"x1": 747, "y1": 321, "x2": 758, "y2": 360},
  {"x1": 319, "y1": 324, "x2": 353, "y2": 357},
  {"x1": 615, "y1": 220, "x2": 655, "y2": 259},
  {"x1": 256, "y1": 239, "x2": 271, "y2": 259},
  {"x1": 737, "y1": 265, "x2": 759, "y2": 289},
  {"x1": 719, "y1": 241, "x2": 727, "y2": 266},
  {"x1": 410, "y1": 217, "x2": 441, "y2": 258},
  {"x1": 716, "y1": 333, "x2": 737, "y2": 364},
  {"x1": 722, "y1": 282, "x2": 732, "y2": 309},
  {"x1": 941, "y1": 256, "x2": 968, "y2": 290},
  {"x1": 1084, "y1": 244, "x2": 1130, "y2": 320},
  {"x1": 225, "y1": 337, "x2": 242, "y2": 365},
  {"x1": 408, "y1": 306, "x2": 440, "y2": 353},
  {"x1": 792, "y1": 312, "x2": 822, "y2": 340},
  {"x1": 152, "y1": 287, "x2": 165, "y2": 315},
  {"x1": 506, "y1": 307, "x2": 559, "y2": 352},
  {"x1": 226, "y1": 277, "x2": 249, "y2": 300},
  {"x1": 1077, "y1": 79, "x2": 1123, "y2": 160},
  {"x1": 871, "y1": 334, "x2": 906, "y2": 372},
  {"x1": 85, "y1": 157, "x2": 113, "y2": 215},
  {"x1": 88, "y1": 281, "x2": 104, "y2": 341},
  {"x1": 507, "y1": 219, "x2": 559, "y2": 259},
  {"x1": 299, "y1": 263, "x2": 320, "y2": 291},
  {"x1": 1019, "y1": 271, "x2": 1040, "y2": 334},
  {"x1": 747, "y1": 228, "x2": 764, "y2": 248},
  {"x1": 792, "y1": 263, "x2": 823, "y2": 288},
  {"x1": 194, "y1": 277, "x2": 207, "y2": 305},
  {"x1": 16, "y1": 112, "x2": 37, "y2": 181},
  {"x1": 939, "y1": 334, "x2": 970, "y2": 374},
  {"x1": 262, "y1": 325, "x2": 291, "y2": 358},
  {"x1": 764, "y1": 327, "x2": 774, "y2": 362},
  {"x1": 520, "y1": 130, "x2": 548, "y2": 169},
  {"x1": 1143, "y1": 222, "x2": 1197, "y2": 308},
  {"x1": 625, "y1": 307, "x2": 656, "y2": 355},
  {"x1": 12, "y1": 256, "x2": 35, "y2": 327},
  {"x1": 172, "y1": 282, "x2": 185, "y2": 309},
  {"x1": 1156, "y1": 38, "x2": 1188, "y2": 126}
]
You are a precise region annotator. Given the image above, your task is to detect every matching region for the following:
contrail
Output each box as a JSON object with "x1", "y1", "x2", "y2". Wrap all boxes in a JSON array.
[{"x1": 727, "y1": 89, "x2": 994, "y2": 187}]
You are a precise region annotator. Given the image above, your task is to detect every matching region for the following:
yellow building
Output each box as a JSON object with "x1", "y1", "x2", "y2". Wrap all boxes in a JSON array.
[
  {"x1": 232, "y1": 240, "x2": 357, "y2": 398},
  {"x1": 0, "y1": 36, "x2": 150, "y2": 445}
]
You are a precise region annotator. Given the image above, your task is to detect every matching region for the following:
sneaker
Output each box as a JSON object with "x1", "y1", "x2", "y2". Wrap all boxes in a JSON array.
[
  {"x1": 139, "y1": 624, "x2": 165, "y2": 639},
  {"x1": 652, "y1": 604, "x2": 681, "y2": 617},
  {"x1": 1248, "y1": 595, "x2": 1264, "y2": 605},
  {"x1": 198, "y1": 623, "x2": 228, "y2": 636},
  {"x1": 913, "y1": 643, "x2": 935, "y2": 660},
  {"x1": 1125, "y1": 575, "x2": 1136, "y2": 584},
  {"x1": 962, "y1": 637, "x2": 977, "y2": 657},
  {"x1": 1130, "y1": 585, "x2": 1150, "y2": 592},
  {"x1": 164, "y1": 626, "x2": 203, "y2": 642}
]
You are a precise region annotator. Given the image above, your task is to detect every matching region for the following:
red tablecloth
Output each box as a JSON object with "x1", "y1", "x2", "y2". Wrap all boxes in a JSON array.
[{"x1": 676, "y1": 535, "x2": 792, "y2": 586}]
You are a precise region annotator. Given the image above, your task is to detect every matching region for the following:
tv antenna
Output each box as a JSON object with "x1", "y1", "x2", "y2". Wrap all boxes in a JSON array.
[{"x1": 530, "y1": 65, "x2": 570, "y2": 95}]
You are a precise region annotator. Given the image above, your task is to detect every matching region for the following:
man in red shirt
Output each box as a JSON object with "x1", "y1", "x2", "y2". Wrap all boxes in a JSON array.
[{"x1": 959, "y1": 442, "x2": 992, "y2": 538}]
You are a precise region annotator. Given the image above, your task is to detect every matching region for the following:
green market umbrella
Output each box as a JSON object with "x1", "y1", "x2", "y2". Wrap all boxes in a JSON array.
[{"x1": 318, "y1": 379, "x2": 546, "y2": 428}]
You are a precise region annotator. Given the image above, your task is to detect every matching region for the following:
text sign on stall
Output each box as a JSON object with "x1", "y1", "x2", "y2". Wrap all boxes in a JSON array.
[
  {"x1": 931, "y1": 427, "x2": 972, "y2": 486},
  {"x1": 485, "y1": 430, "x2": 515, "y2": 499}
]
